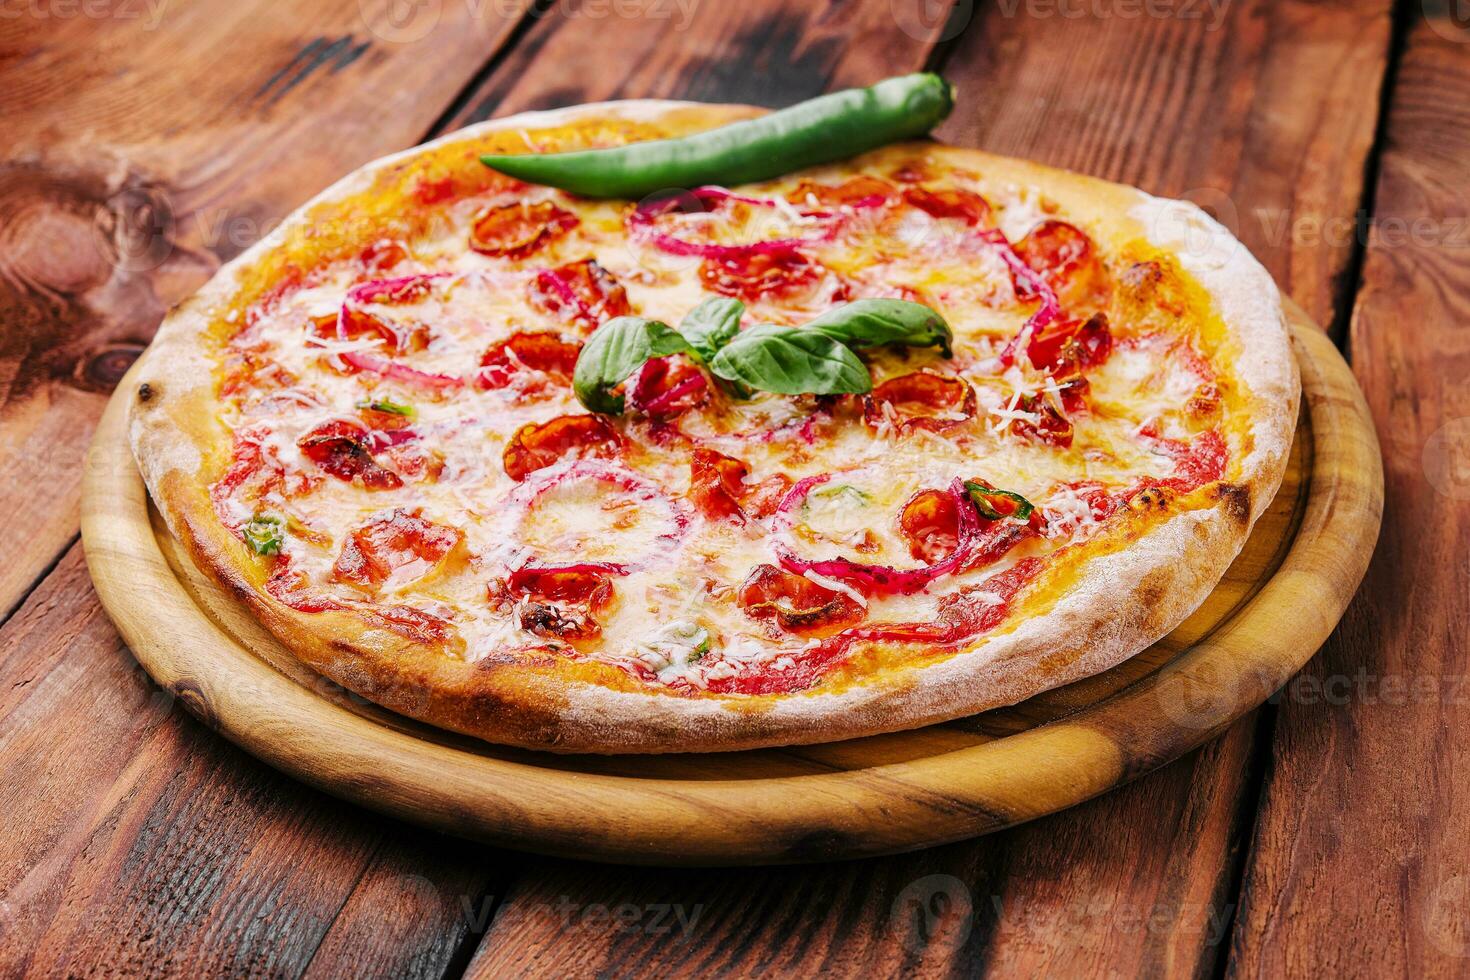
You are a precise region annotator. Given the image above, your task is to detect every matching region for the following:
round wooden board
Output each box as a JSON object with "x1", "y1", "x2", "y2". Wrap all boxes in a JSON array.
[{"x1": 81, "y1": 301, "x2": 1381, "y2": 866}]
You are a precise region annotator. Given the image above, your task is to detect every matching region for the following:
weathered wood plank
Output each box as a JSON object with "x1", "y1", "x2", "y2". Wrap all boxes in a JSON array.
[
  {"x1": 918, "y1": 2, "x2": 1392, "y2": 975},
  {"x1": 0, "y1": 547, "x2": 513, "y2": 977},
  {"x1": 0, "y1": 2, "x2": 537, "y2": 973},
  {"x1": 459, "y1": 1, "x2": 1394, "y2": 976},
  {"x1": 1228, "y1": 8, "x2": 1470, "y2": 975},
  {"x1": 442, "y1": 0, "x2": 953, "y2": 127},
  {"x1": 0, "y1": 0, "x2": 531, "y2": 620}
]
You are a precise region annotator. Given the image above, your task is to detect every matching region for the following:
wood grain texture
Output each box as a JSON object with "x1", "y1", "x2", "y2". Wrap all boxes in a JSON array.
[
  {"x1": 0, "y1": 2, "x2": 537, "y2": 973},
  {"x1": 940, "y1": 0, "x2": 1392, "y2": 334},
  {"x1": 441, "y1": 0, "x2": 956, "y2": 129},
  {"x1": 866, "y1": 4, "x2": 1396, "y2": 976},
  {"x1": 0, "y1": 547, "x2": 511, "y2": 977},
  {"x1": 81, "y1": 310, "x2": 1378, "y2": 867},
  {"x1": 0, "y1": 0, "x2": 532, "y2": 620},
  {"x1": 1228, "y1": 8, "x2": 1470, "y2": 975}
]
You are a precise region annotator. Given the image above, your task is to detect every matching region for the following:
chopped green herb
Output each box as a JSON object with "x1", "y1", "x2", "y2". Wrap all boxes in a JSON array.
[
  {"x1": 357, "y1": 397, "x2": 415, "y2": 417},
  {"x1": 242, "y1": 514, "x2": 284, "y2": 556},
  {"x1": 810, "y1": 484, "x2": 871, "y2": 504}
]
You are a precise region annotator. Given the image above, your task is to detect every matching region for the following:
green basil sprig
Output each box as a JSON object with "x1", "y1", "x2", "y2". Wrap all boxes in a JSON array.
[
  {"x1": 678, "y1": 296, "x2": 745, "y2": 362},
  {"x1": 707, "y1": 324, "x2": 870, "y2": 395},
  {"x1": 805, "y1": 298, "x2": 954, "y2": 357},
  {"x1": 571, "y1": 298, "x2": 953, "y2": 414},
  {"x1": 573, "y1": 317, "x2": 694, "y2": 414}
]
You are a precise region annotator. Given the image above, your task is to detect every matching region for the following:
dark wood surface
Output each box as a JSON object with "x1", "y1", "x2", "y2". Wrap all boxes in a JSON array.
[{"x1": 0, "y1": 0, "x2": 1452, "y2": 974}]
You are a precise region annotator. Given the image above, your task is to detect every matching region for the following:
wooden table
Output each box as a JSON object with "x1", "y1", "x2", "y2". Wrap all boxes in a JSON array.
[{"x1": 0, "y1": 0, "x2": 1458, "y2": 974}]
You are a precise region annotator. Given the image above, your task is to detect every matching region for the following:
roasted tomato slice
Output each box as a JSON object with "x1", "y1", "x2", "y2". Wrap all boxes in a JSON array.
[
  {"x1": 1015, "y1": 219, "x2": 1110, "y2": 310},
  {"x1": 1010, "y1": 394, "x2": 1075, "y2": 448},
  {"x1": 502, "y1": 414, "x2": 622, "y2": 482},
  {"x1": 902, "y1": 186, "x2": 991, "y2": 226},
  {"x1": 786, "y1": 176, "x2": 895, "y2": 210},
  {"x1": 528, "y1": 258, "x2": 631, "y2": 331},
  {"x1": 364, "y1": 604, "x2": 460, "y2": 648},
  {"x1": 863, "y1": 371, "x2": 978, "y2": 433},
  {"x1": 297, "y1": 419, "x2": 403, "y2": 489},
  {"x1": 1026, "y1": 312, "x2": 1113, "y2": 373},
  {"x1": 358, "y1": 238, "x2": 410, "y2": 273},
  {"x1": 699, "y1": 246, "x2": 824, "y2": 302},
  {"x1": 688, "y1": 449, "x2": 791, "y2": 524},
  {"x1": 476, "y1": 331, "x2": 582, "y2": 390},
  {"x1": 738, "y1": 563, "x2": 865, "y2": 636},
  {"x1": 469, "y1": 200, "x2": 578, "y2": 258},
  {"x1": 333, "y1": 508, "x2": 464, "y2": 592},
  {"x1": 505, "y1": 565, "x2": 617, "y2": 641},
  {"x1": 898, "y1": 488, "x2": 965, "y2": 561}
]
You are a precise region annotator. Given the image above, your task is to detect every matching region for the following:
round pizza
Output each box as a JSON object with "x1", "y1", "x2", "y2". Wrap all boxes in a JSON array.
[{"x1": 129, "y1": 94, "x2": 1298, "y2": 753}]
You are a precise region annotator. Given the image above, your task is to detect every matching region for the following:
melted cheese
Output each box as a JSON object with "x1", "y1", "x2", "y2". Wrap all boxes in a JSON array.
[{"x1": 212, "y1": 157, "x2": 1231, "y2": 692}]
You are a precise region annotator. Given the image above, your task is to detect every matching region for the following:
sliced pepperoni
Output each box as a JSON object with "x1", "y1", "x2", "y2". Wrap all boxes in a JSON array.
[
  {"x1": 476, "y1": 331, "x2": 582, "y2": 390},
  {"x1": 502, "y1": 414, "x2": 622, "y2": 482},
  {"x1": 505, "y1": 563, "x2": 618, "y2": 641},
  {"x1": 528, "y1": 258, "x2": 631, "y2": 330},
  {"x1": 688, "y1": 449, "x2": 791, "y2": 524},
  {"x1": 470, "y1": 200, "x2": 578, "y2": 258},
  {"x1": 1026, "y1": 312, "x2": 1113, "y2": 373},
  {"x1": 903, "y1": 186, "x2": 991, "y2": 226},
  {"x1": 298, "y1": 419, "x2": 403, "y2": 489},
  {"x1": 786, "y1": 176, "x2": 895, "y2": 210},
  {"x1": 698, "y1": 246, "x2": 824, "y2": 302},
  {"x1": 1015, "y1": 219, "x2": 1110, "y2": 310},
  {"x1": 863, "y1": 371, "x2": 977, "y2": 434},
  {"x1": 333, "y1": 508, "x2": 463, "y2": 592},
  {"x1": 738, "y1": 563, "x2": 865, "y2": 636}
]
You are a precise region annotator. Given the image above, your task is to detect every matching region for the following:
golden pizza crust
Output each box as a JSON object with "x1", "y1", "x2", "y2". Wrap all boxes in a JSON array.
[{"x1": 130, "y1": 100, "x2": 1298, "y2": 753}]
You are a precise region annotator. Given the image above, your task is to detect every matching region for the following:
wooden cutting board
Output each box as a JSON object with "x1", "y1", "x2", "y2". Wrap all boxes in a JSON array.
[{"x1": 80, "y1": 302, "x2": 1381, "y2": 866}]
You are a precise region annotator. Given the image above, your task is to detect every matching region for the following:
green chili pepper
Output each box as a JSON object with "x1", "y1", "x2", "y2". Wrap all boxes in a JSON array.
[
  {"x1": 964, "y1": 481, "x2": 1036, "y2": 523},
  {"x1": 480, "y1": 73, "x2": 955, "y2": 199}
]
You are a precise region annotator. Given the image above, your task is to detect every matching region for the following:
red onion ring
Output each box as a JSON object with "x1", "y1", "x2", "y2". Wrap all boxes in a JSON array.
[
  {"x1": 626, "y1": 358, "x2": 709, "y2": 415},
  {"x1": 770, "y1": 475, "x2": 982, "y2": 596},
  {"x1": 974, "y1": 228, "x2": 1063, "y2": 365},
  {"x1": 333, "y1": 273, "x2": 466, "y2": 390},
  {"x1": 628, "y1": 185, "x2": 839, "y2": 259},
  {"x1": 505, "y1": 460, "x2": 692, "y2": 571}
]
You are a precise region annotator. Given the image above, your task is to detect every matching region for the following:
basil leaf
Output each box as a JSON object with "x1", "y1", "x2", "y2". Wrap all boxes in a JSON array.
[
  {"x1": 573, "y1": 316, "x2": 693, "y2": 414},
  {"x1": 708, "y1": 324, "x2": 872, "y2": 396},
  {"x1": 805, "y1": 299, "x2": 953, "y2": 357},
  {"x1": 243, "y1": 514, "x2": 284, "y2": 556},
  {"x1": 679, "y1": 296, "x2": 745, "y2": 362}
]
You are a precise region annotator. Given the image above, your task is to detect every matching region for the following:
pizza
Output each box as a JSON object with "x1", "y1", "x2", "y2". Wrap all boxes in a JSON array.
[{"x1": 129, "y1": 99, "x2": 1299, "y2": 753}]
